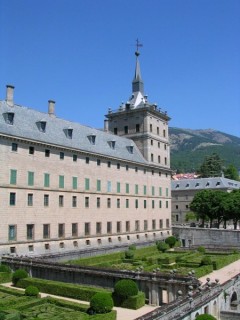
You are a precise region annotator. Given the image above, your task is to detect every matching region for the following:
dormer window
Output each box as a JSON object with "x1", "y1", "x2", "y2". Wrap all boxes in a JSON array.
[
  {"x1": 88, "y1": 134, "x2": 96, "y2": 145},
  {"x1": 206, "y1": 182, "x2": 210, "y2": 187},
  {"x1": 176, "y1": 184, "x2": 179, "y2": 189},
  {"x1": 4, "y1": 112, "x2": 14, "y2": 125},
  {"x1": 195, "y1": 183, "x2": 200, "y2": 187},
  {"x1": 216, "y1": 181, "x2": 220, "y2": 186},
  {"x1": 108, "y1": 140, "x2": 116, "y2": 150},
  {"x1": 37, "y1": 120, "x2": 47, "y2": 133},
  {"x1": 64, "y1": 127, "x2": 73, "y2": 139},
  {"x1": 127, "y1": 145, "x2": 134, "y2": 154},
  {"x1": 186, "y1": 183, "x2": 189, "y2": 188}
]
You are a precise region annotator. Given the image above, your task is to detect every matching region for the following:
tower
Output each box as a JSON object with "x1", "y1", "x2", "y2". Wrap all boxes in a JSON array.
[{"x1": 105, "y1": 49, "x2": 171, "y2": 170}]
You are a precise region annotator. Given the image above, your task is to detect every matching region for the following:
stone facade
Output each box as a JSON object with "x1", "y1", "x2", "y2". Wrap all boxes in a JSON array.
[{"x1": 0, "y1": 52, "x2": 172, "y2": 256}]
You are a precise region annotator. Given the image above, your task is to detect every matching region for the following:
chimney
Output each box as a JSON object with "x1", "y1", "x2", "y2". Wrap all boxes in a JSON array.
[
  {"x1": 6, "y1": 85, "x2": 15, "y2": 107},
  {"x1": 48, "y1": 100, "x2": 55, "y2": 117},
  {"x1": 104, "y1": 119, "x2": 109, "y2": 132}
]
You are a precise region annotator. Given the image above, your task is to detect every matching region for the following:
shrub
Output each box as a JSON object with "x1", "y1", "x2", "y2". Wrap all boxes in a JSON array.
[
  {"x1": 196, "y1": 315, "x2": 217, "y2": 320},
  {"x1": 120, "y1": 291, "x2": 145, "y2": 309},
  {"x1": 0, "y1": 265, "x2": 10, "y2": 273},
  {"x1": 25, "y1": 285, "x2": 39, "y2": 297},
  {"x1": 114, "y1": 279, "x2": 138, "y2": 299},
  {"x1": 201, "y1": 256, "x2": 212, "y2": 266},
  {"x1": 128, "y1": 244, "x2": 136, "y2": 251},
  {"x1": 157, "y1": 241, "x2": 169, "y2": 252},
  {"x1": 165, "y1": 236, "x2": 177, "y2": 248},
  {"x1": 90, "y1": 292, "x2": 113, "y2": 314},
  {"x1": 197, "y1": 246, "x2": 206, "y2": 254},
  {"x1": 125, "y1": 250, "x2": 135, "y2": 259},
  {"x1": 0, "y1": 312, "x2": 5, "y2": 320},
  {"x1": 12, "y1": 269, "x2": 28, "y2": 286}
]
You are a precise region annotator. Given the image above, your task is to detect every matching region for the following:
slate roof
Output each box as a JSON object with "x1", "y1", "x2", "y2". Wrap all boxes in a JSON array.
[
  {"x1": 171, "y1": 177, "x2": 240, "y2": 191},
  {"x1": 0, "y1": 100, "x2": 148, "y2": 164}
]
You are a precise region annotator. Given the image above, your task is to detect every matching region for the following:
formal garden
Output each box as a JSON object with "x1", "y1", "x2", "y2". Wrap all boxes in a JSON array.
[{"x1": 65, "y1": 238, "x2": 240, "y2": 278}]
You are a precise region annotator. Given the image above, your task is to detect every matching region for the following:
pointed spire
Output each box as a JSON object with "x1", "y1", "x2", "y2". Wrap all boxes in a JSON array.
[{"x1": 132, "y1": 50, "x2": 144, "y2": 95}]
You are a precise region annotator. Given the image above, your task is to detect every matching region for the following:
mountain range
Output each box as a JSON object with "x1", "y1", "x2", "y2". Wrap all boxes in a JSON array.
[{"x1": 169, "y1": 127, "x2": 240, "y2": 173}]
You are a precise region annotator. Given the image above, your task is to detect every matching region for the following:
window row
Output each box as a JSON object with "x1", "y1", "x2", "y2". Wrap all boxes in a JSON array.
[
  {"x1": 10, "y1": 143, "x2": 169, "y2": 177},
  {"x1": 9, "y1": 171, "x2": 169, "y2": 196},
  {"x1": 8, "y1": 219, "x2": 170, "y2": 241},
  {"x1": 9, "y1": 192, "x2": 169, "y2": 209},
  {"x1": 113, "y1": 124, "x2": 167, "y2": 138}
]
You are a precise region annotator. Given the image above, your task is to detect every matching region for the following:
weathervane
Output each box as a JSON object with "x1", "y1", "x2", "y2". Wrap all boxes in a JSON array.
[{"x1": 135, "y1": 38, "x2": 143, "y2": 56}]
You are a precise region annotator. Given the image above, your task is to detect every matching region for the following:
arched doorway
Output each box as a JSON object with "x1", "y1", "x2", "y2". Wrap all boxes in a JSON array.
[{"x1": 230, "y1": 291, "x2": 238, "y2": 310}]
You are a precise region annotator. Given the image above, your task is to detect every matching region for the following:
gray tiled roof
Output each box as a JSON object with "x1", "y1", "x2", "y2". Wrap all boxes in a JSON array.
[
  {"x1": 171, "y1": 177, "x2": 240, "y2": 191},
  {"x1": 0, "y1": 100, "x2": 148, "y2": 164}
]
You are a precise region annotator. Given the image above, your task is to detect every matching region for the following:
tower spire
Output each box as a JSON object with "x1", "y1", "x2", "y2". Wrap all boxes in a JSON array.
[{"x1": 132, "y1": 39, "x2": 144, "y2": 95}]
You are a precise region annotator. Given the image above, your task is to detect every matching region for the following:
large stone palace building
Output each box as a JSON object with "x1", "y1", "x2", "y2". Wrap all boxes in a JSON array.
[{"x1": 0, "y1": 51, "x2": 172, "y2": 256}]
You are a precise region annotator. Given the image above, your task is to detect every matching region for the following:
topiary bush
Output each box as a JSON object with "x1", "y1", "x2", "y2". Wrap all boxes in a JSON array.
[
  {"x1": 157, "y1": 241, "x2": 169, "y2": 252},
  {"x1": 201, "y1": 256, "x2": 212, "y2": 266},
  {"x1": 0, "y1": 265, "x2": 10, "y2": 273},
  {"x1": 90, "y1": 292, "x2": 113, "y2": 314},
  {"x1": 25, "y1": 285, "x2": 39, "y2": 297},
  {"x1": 114, "y1": 279, "x2": 138, "y2": 299},
  {"x1": 197, "y1": 246, "x2": 206, "y2": 254},
  {"x1": 128, "y1": 244, "x2": 136, "y2": 251},
  {"x1": 12, "y1": 269, "x2": 28, "y2": 286},
  {"x1": 165, "y1": 236, "x2": 177, "y2": 248},
  {"x1": 196, "y1": 315, "x2": 217, "y2": 320},
  {"x1": 125, "y1": 250, "x2": 135, "y2": 259}
]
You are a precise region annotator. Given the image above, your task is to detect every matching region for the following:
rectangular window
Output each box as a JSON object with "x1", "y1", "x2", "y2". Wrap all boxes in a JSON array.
[
  {"x1": 135, "y1": 184, "x2": 139, "y2": 195},
  {"x1": 166, "y1": 200, "x2": 169, "y2": 208},
  {"x1": 135, "y1": 199, "x2": 138, "y2": 209},
  {"x1": 117, "y1": 182, "x2": 121, "y2": 193},
  {"x1": 126, "y1": 221, "x2": 130, "y2": 232},
  {"x1": 85, "y1": 222, "x2": 90, "y2": 236},
  {"x1": 107, "y1": 181, "x2": 111, "y2": 192},
  {"x1": 159, "y1": 200, "x2": 162, "y2": 208},
  {"x1": 59, "y1": 175, "x2": 64, "y2": 188},
  {"x1": 166, "y1": 188, "x2": 169, "y2": 197},
  {"x1": 117, "y1": 163, "x2": 120, "y2": 169},
  {"x1": 72, "y1": 196, "x2": 77, "y2": 207},
  {"x1": 43, "y1": 224, "x2": 50, "y2": 239},
  {"x1": 44, "y1": 173, "x2": 50, "y2": 187},
  {"x1": 165, "y1": 157, "x2": 167, "y2": 165},
  {"x1": 59, "y1": 195, "x2": 64, "y2": 207},
  {"x1": 27, "y1": 193, "x2": 33, "y2": 206},
  {"x1": 150, "y1": 124, "x2": 152, "y2": 132},
  {"x1": 9, "y1": 192, "x2": 16, "y2": 206},
  {"x1": 126, "y1": 183, "x2": 129, "y2": 194},
  {"x1": 163, "y1": 129, "x2": 166, "y2": 137},
  {"x1": 144, "y1": 220, "x2": 148, "y2": 231},
  {"x1": 135, "y1": 167, "x2": 138, "y2": 173},
  {"x1": 143, "y1": 185, "x2": 147, "y2": 195},
  {"x1": 152, "y1": 186, "x2": 155, "y2": 196},
  {"x1": 85, "y1": 178, "x2": 90, "y2": 191},
  {"x1": 152, "y1": 200, "x2": 155, "y2": 209},
  {"x1": 44, "y1": 194, "x2": 49, "y2": 207},
  {"x1": 58, "y1": 223, "x2": 65, "y2": 238},
  {"x1": 117, "y1": 221, "x2": 121, "y2": 233},
  {"x1": 8, "y1": 225, "x2": 16, "y2": 241},
  {"x1": 60, "y1": 152, "x2": 64, "y2": 159},
  {"x1": 28, "y1": 171, "x2": 34, "y2": 186},
  {"x1": 97, "y1": 179, "x2": 101, "y2": 191},
  {"x1": 144, "y1": 199, "x2": 147, "y2": 209},
  {"x1": 117, "y1": 198, "x2": 120, "y2": 208},
  {"x1": 136, "y1": 124, "x2": 140, "y2": 132},
  {"x1": 166, "y1": 219, "x2": 170, "y2": 228},
  {"x1": 85, "y1": 197, "x2": 89, "y2": 208},
  {"x1": 124, "y1": 126, "x2": 128, "y2": 134},
  {"x1": 114, "y1": 127, "x2": 118, "y2": 135},
  {"x1": 107, "y1": 198, "x2": 111, "y2": 208},
  {"x1": 27, "y1": 224, "x2": 34, "y2": 240},
  {"x1": 45, "y1": 149, "x2": 50, "y2": 157},
  {"x1": 10, "y1": 169, "x2": 17, "y2": 185},
  {"x1": 72, "y1": 177, "x2": 78, "y2": 190},
  {"x1": 72, "y1": 223, "x2": 78, "y2": 237},
  {"x1": 73, "y1": 154, "x2": 77, "y2": 162},
  {"x1": 152, "y1": 220, "x2": 156, "y2": 230},
  {"x1": 86, "y1": 157, "x2": 90, "y2": 164},
  {"x1": 160, "y1": 219, "x2": 163, "y2": 229},
  {"x1": 97, "y1": 197, "x2": 101, "y2": 208},
  {"x1": 157, "y1": 127, "x2": 159, "y2": 135},
  {"x1": 158, "y1": 156, "x2": 161, "y2": 163},
  {"x1": 11, "y1": 143, "x2": 18, "y2": 152},
  {"x1": 29, "y1": 146, "x2": 34, "y2": 155},
  {"x1": 107, "y1": 221, "x2": 112, "y2": 234},
  {"x1": 126, "y1": 165, "x2": 129, "y2": 171},
  {"x1": 126, "y1": 198, "x2": 129, "y2": 208},
  {"x1": 96, "y1": 222, "x2": 102, "y2": 235},
  {"x1": 135, "y1": 220, "x2": 140, "y2": 231},
  {"x1": 97, "y1": 159, "x2": 101, "y2": 166},
  {"x1": 108, "y1": 161, "x2": 111, "y2": 168},
  {"x1": 159, "y1": 187, "x2": 162, "y2": 196}
]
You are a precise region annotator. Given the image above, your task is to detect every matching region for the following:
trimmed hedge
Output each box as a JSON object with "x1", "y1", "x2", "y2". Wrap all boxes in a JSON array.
[
  {"x1": 12, "y1": 269, "x2": 28, "y2": 286},
  {"x1": 0, "y1": 286, "x2": 25, "y2": 297},
  {"x1": 25, "y1": 285, "x2": 39, "y2": 297},
  {"x1": 113, "y1": 291, "x2": 145, "y2": 309},
  {"x1": 194, "y1": 265, "x2": 213, "y2": 278},
  {"x1": 0, "y1": 273, "x2": 12, "y2": 284},
  {"x1": 17, "y1": 277, "x2": 111, "y2": 302}
]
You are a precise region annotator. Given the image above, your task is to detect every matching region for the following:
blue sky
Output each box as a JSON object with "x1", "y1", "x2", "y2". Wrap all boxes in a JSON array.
[{"x1": 1, "y1": 0, "x2": 240, "y2": 137}]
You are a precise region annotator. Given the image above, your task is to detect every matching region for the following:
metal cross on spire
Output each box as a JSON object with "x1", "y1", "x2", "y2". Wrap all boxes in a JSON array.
[{"x1": 135, "y1": 38, "x2": 143, "y2": 56}]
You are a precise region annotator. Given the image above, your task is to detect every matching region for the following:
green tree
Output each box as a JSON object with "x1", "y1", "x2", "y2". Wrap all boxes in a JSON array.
[
  {"x1": 224, "y1": 164, "x2": 239, "y2": 181},
  {"x1": 185, "y1": 211, "x2": 197, "y2": 222},
  {"x1": 165, "y1": 236, "x2": 177, "y2": 248},
  {"x1": 198, "y1": 153, "x2": 223, "y2": 178},
  {"x1": 223, "y1": 190, "x2": 240, "y2": 230},
  {"x1": 196, "y1": 315, "x2": 217, "y2": 320},
  {"x1": 190, "y1": 190, "x2": 213, "y2": 227}
]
